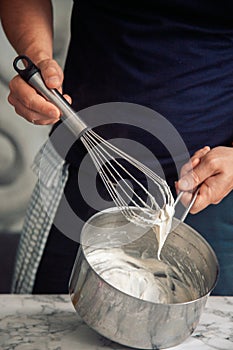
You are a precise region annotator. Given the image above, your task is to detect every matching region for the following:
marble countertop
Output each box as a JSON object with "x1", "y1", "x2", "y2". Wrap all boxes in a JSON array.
[{"x1": 0, "y1": 295, "x2": 232, "y2": 350}]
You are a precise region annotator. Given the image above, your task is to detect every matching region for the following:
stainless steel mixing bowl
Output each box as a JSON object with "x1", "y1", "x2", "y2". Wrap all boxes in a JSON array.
[{"x1": 69, "y1": 207, "x2": 219, "y2": 349}]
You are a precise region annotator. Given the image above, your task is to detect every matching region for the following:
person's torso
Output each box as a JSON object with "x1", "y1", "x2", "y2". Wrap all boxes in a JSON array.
[{"x1": 59, "y1": 0, "x2": 233, "y2": 175}]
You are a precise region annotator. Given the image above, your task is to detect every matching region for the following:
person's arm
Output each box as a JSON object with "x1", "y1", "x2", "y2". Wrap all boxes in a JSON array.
[
  {"x1": 0, "y1": 0, "x2": 69, "y2": 124},
  {"x1": 177, "y1": 146, "x2": 233, "y2": 213},
  {"x1": 0, "y1": 0, "x2": 53, "y2": 63}
]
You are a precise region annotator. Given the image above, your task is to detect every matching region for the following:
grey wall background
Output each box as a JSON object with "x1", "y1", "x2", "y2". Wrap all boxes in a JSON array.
[{"x1": 0, "y1": 0, "x2": 73, "y2": 234}]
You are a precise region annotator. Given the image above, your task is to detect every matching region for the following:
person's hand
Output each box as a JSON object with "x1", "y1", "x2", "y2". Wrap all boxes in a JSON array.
[
  {"x1": 8, "y1": 58, "x2": 71, "y2": 125},
  {"x1": 177, "y1": 146, "x2": 233, "y2": 213}
]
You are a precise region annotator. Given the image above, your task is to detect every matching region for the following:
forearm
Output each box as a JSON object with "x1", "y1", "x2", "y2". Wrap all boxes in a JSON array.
[{"x1": 0, "y1": 0, "x2": 53, "y2": 64}]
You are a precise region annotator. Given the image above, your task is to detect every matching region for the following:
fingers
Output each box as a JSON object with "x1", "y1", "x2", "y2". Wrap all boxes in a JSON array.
[
  {"x1": 178, "y1": 146, "x2": 213, "y2": 191},
  {"x1": 189, "y1": 173, "x2": 231, "y2": 213},
  {"x1": 177, "y1": 146, "x2": 233, "y2": 214},
  {"x1": 8, "y1": 76, "x2": 60, "y2": 124},
  {"x1": 8, "y1": 58, "x2": 71, "y2": 125},
  {"x1": 192, "y1": 145, "x2": 211, "y2": 158},
  {"x1": 180, "y1": 146, "x2": 211, "y2": 179},
  {"x1": 63, "y1": 94, "x2": 72, "y2": 105},
  {"x1": 177, "y1": 146, "x2": 211, "y2": 212}
]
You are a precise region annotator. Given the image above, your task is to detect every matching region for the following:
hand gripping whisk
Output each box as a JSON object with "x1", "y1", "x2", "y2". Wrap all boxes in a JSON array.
[{"x1": 13, "y1": 56, "x2": 195, "y2": 228}]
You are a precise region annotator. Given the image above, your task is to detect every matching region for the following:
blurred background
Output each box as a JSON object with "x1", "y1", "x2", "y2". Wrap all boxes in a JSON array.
[{"x1": 0, "y1": 0, "x2": 73, "y2": 292}]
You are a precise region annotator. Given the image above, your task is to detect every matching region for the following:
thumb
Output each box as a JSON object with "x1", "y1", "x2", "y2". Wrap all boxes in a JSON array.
[
  {"x1": 38, "y1": 59, "x2": 64, "y2": 90},
  {"x1": 177, "y1": 159, "x2": 213, "y2": 191}
]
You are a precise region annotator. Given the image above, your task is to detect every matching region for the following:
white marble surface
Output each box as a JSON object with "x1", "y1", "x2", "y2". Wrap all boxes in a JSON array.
[{"x1": 0, "y1": 295, "x2": 232, "y2": 350}]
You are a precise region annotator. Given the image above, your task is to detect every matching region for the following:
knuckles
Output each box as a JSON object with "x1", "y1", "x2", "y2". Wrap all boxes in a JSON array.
[{"x1": 204, "y1": 154, "x2": 219, "y2": 172}]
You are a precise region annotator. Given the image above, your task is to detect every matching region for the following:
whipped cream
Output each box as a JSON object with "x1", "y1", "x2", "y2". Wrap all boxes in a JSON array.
[
  {"x1": 152, "y1": 204, "x2": 175, "y2": 260},
  {"x1": 86, "y1": 246, "x2": 196, "y2": 304}
]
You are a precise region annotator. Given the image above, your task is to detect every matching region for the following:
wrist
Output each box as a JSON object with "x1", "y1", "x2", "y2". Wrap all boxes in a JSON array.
[{"x1": 21, "y1": 46, "x2": 53, "y2": 66}]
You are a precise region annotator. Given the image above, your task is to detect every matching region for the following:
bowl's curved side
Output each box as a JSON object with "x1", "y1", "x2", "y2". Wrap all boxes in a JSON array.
[
  {"x1": 69, "y1": 207, "x2": 219, "y2": 349},
  {"x1": 70, "y1": 247, "x2": 209, "y2": 349}
]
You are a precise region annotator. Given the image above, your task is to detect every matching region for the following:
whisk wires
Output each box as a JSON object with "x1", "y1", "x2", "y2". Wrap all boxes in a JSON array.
[{"x1": 81, "y1": 129, "x2": 174, "y2": 227}]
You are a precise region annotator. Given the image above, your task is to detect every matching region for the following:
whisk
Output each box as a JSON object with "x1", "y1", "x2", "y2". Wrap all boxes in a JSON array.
[{"x1": 13, "y1": 56, "x2": 195, "y2": 228}]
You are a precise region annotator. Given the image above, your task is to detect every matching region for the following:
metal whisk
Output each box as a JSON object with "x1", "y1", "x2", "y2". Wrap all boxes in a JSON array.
[
  {"x1": 81, "y1": 128, "x2": 174, "y2": 226},
  {"x1": 13, "y1": 55, "x2": 191, "y2": 228}
]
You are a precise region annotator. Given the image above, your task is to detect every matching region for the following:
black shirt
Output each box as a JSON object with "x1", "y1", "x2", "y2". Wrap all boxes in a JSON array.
[{"x1": 53, "y1": 0, "x2": 233, "y2": 173}]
